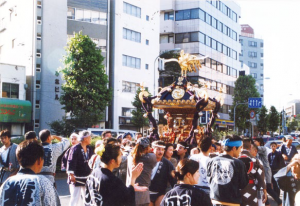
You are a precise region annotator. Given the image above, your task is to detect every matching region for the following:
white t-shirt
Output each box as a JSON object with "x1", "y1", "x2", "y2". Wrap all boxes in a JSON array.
[
  {"x1": 189, "y1": 153, "x2": 210, "y2": 187},
  {"x1": 0, "y1": 146, "x2": 10, "y2": 164}
]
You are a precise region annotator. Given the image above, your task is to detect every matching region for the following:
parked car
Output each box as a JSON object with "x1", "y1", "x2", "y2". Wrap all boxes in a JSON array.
[{"x1": 265, "y1": 140, "x2": 300, "y2": 149}]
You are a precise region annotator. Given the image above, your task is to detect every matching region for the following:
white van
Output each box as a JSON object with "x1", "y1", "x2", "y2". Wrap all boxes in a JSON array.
[
  {"x1": 87, "y1": 128, "x2": 138, "y2": 139},
  {"x1": 87, "y1": 128, "x2": 119, "y2": 138}
]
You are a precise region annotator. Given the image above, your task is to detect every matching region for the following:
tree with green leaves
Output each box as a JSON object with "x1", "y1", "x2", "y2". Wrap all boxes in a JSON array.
[
  {"x1": 58, "y1": 32, "x2": 112, "y2": 128},
  {"x1": 268, "y1": 106, "x2": 280, "y2": 135},
  {"x1": 229, "y1": 75, "x2": 260, "y2": 132},
  {"x1": 131, "y1": 88, "x2": 151, "y2": 134},
  {"x1": 288, "y1": 118, "x2": 298, "y2": 132},
  {"x1": 257, "y1": 105, "x2": 269, "y2": 135}
]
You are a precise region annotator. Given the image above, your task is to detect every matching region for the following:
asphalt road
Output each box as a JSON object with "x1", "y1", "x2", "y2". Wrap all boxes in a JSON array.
[{"x1": 56, "y1": 176, "x2": 280, "y2": 206}]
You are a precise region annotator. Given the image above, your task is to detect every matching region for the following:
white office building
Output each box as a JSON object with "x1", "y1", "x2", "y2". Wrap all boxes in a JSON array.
[
  {"x1": 108, "y1": 0, "x2": 160, "y2": 131},
  {"x1": 1, "y1": 0, "x2": 160, "y2": 133},
  {"x1": 160, "y1": 0, "x2": 241, "y2": 130},
  {"x1": 239, "y1": 24, "x2": 264, "y2": 103}
]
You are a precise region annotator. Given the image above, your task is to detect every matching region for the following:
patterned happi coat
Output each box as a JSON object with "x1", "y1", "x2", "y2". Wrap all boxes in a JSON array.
[
  {"x1": 0, "y1": 168, "x2": 60, "y2": 206},
  {"x1": 238, "y1": 150, "x2": 266, "y2": 206},
  {"x1": 274, "y1": 166, "x2": 300, "y2": 206}
]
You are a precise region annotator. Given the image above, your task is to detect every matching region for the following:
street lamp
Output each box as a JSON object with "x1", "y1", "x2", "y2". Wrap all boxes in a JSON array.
[
  {"x1": 153, "y1": 48, "x2": 181, "y2": 119},
  {"x1": 153, "y1": 47, "x2": 181, "y2": 96}
]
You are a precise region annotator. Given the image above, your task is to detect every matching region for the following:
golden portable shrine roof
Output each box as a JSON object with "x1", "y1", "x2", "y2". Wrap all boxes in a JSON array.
[{"x1": 152, "y1": 98, "x2": 217, "y2": 111}]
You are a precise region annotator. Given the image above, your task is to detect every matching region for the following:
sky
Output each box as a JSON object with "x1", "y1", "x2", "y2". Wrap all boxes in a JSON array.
[{"x1": 237, "y1": 0, "x2": 300, "y2": 111}]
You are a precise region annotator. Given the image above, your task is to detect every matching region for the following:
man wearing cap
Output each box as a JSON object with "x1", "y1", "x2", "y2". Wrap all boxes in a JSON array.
[
  {"x1": 280, "y1": 136, "x2": 298, "y2": 165},
  {"x1": 0, "y1": 130, "x2": 19, "y2": 185},
  {"x1": 173, "y1": 141, "x2": 189, "y2": 162},
  {"x1": 207, "y1": 135, "x2": 248, "y2": 205},
  {"x1": 39, "y1": 129, "x2": 70, "y2": 185},
  {"x1": 67, "y1": 130, "x2": 93, "y2": 206},
  {"x1": 149, "y1": 141, "x2": 175, "y2": 206}
]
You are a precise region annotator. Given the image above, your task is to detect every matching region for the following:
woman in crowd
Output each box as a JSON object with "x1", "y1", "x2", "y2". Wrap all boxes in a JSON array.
[
  {"x1": 275, "y1": 154, "x2": 300, "y2": 206},
  {"x1": 164, "y1": 143, "x2": 177, "y2": 168},
  {"x1": 127, "y1": 137, "x2": 157, "y2": 206},
  {"x1": 160, "y1": 159, "x2": 212, "y2": 206},
  {"x1": 85, "y1": 142, "x2": 147, "y2": 206}
]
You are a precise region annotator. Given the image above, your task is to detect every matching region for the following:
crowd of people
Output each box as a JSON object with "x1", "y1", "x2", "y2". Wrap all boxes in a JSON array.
[{"x1": 0, "y1": 129, "x2": 299, "y2": 206}]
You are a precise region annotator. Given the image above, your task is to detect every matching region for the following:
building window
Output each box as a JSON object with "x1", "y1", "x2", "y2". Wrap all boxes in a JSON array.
[
  {"x1": 2, "y1": 83, "x2": 19, "y2": 98},
  {"x1": 175, "y1": 8, "x2": 237, "y2": 41},
  {"x1": 164, "y1": 11, "x2": 174, "y2": 20},
  {"x1": 260, "y1": 42, "x2": 264, "y2": 47},
  {"x1": 122, "y1": 55, "x2": 141, "y2": 69},
  {"x1": 67, "y1": 8, "x2": 75, "y2": 19},
  {"x1": 146, "y1": 39, "x2": 149, "y2": 45},
  {"x1": 35, "y1": 100, "x2": 40, "y2": 109},
  {"x1": 146, "y1": 15, "x2": 149, "y2": 21},
  {"x1": 248, "y1": 62, "x2": 257, "y2": 68},
  {"x1": 232, "y1": 50, "x2": 237, "y2": 60},
  {"x1": 67, "y1": 7, "x2": 107, "y2": 25},
  {"x1": 248, "y1": 41, "x2": 257, "y2": 47},
  {"x1": 212, "y1": 17, "x2": 217, "y2": 29},
  {"x1": 122, "y1": 107, "x2": 135, "y2": 117},
  {"x1": 205, "y1": 13, "x2": 211, "y2": 25},
  {"x1": 251, "y1": 73, "x2": 257, "y2": 78},
  {"x1": 232, "y1": 11, "x2": 237, "y2": 22},
  {"x1": 160, "y1": 34, "x2": 174, "y2": 43},
  {"x1": 261, "y1": 53, "x2": 264, "y2": 58},
  {"x1": 145, "y1": 64, "x2": 149, "y2": 69},
  {"x1": 122, "y1": 81, "x2": 140, "y2": 93},
  {"x1": 239, "y1": 39, "x2": 243, "y2": 46},
  {"x1": 231, "y1": 68, "x2": 237, "y2": 78},
  {"x1": 260, "y1": 73, "x2": 263, "y2": 77},
  {"x1": 123, "y1": 28, "x2": 141, "y2": 43},
  {"x1": 240, "y1": 50, "x2": 243, "y2": 56},
  {"x1": 123, "y1": 2, "x2": 141, "y2": 18},
  {"x1": 260, "y1": 84, "x2": 263, "y2": 90},
  {"x1": 260, "y1": 63, "x2": 264, "y2": 67},
  {"x1": 248, "y1": 51, "x2": 257, "y2": 58},
  {"x1": 261, "y1": 94, "x2": 264, "y2": 97},
  {"x1": 231, "y1": 30, "x2": 237, "y2": 40},
  {"x1": 240, "y1": 61, "x2": 243, "y2": 68}
]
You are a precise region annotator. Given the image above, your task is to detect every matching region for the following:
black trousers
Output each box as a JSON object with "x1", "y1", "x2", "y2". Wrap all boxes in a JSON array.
[{"x1": 265, "y1": 183, "x2": 282, "y2": 205}]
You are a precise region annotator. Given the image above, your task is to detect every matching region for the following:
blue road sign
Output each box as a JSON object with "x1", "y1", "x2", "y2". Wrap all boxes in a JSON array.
[{"x1": 248, "y1": 98, "x2": 262, "y2": 108}]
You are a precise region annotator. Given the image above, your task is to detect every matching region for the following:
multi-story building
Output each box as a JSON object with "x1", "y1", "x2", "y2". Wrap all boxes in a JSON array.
[
  {"x1": 239, "y1": 24, "x2": 264, "y2": 102},
  {"x1": 285, "y1": 99, "x2": 300, "y2": 118},
  {"x1": 1, "y1": 0, "x2": 160, "y2": 134},
  {"x1": 160, "y1": 0, "x2": 241, "y2": 130},
  {"x1": 109, "y1": 0, "x2": 159, "y2": 131},
  {"x1": 0, "y1": 0, "x2": 109, "y2": 133},
  {"x1": 0, "y1": 63, "x2": 32, "y2": 135}
]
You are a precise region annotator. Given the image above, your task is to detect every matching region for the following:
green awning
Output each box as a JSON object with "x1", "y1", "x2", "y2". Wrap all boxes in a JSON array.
[{"x1": 0, "y1": 98, "x2": 32, "y2": 123}]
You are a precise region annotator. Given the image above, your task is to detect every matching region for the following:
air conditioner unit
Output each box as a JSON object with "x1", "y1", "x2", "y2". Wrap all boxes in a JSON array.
[
  {"x1": 37, "y1": 20, "x2": 42, "y2": 25},
  {"x1": 36, "y1": 53, "x2": 41, "y2": 58},
  {"x1": 36, "y1": 84, "x2": 41, "y2": 89},
  {"x1": 35, "y1": 104, "x2": 40, "y2": 109},
  {"x1": 24, "y1": 84, "x2": 28, "y2": 89},
  {"x1": 36, "y1": 68, "x2": 41, "y2": 72},
  {"x1": 34, "y1": 123, "x2": 40, "y2": 128}
]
